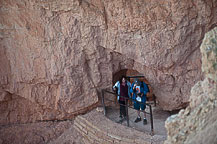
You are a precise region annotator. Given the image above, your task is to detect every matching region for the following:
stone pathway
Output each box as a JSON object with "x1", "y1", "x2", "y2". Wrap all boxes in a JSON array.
[
  {"x1": 0, "y1": 104, "x2": 172, "y2": 144},
  {"x1": 106, "y1": 103, "x2": 171, "y2": 137},
  {"x1": 73, "y1": 108, "x2": 167, "y2": 144}
]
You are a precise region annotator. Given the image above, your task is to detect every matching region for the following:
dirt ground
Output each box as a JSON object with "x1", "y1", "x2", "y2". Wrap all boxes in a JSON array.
[{"x1": 105, "y1": 102, "x2": 172, "y2": 138}]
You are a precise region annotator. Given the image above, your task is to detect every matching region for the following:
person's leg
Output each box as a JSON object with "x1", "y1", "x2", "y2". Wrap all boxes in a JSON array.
[
  {"x1": 119, "y1": 100, "x2": 124, "y2": 118},
  {"x1": 118, "y1": 100, "x2": 127, "y2": 123},
  {"x1": 143, "y1": 111, "x2": 146, "y2": 118},
  {"x1": 137, "y1": 110, "x2": 140, "y2": 118},
  {"x1": 119, "y1": 101, "x2": 122, "y2": 118},
  {"x1": 141, "y1": 104, "x2": 147, "y2": 125},
  {"x1": 122, "y1": 101, "x2": 126, "y2": 118},
  {"x1": 134, "y1": 102, "x2": 142, "y2": 123}
]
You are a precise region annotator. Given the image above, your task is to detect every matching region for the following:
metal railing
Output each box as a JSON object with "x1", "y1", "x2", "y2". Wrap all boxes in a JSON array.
[{"x1": 101, "y1": 89, "x2": 154, "y2": 135}]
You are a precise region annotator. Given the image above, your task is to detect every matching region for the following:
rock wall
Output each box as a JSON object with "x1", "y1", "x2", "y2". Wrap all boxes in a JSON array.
[
  {"x1": 165, "y1": 27, "x2": 217, "y2": 144},
  {"x1": 0, "y1": 0, "x2": 217, "y2": 124},
  {"x1": 0, "y1": 120, "x2": 73, "y2": 144}
]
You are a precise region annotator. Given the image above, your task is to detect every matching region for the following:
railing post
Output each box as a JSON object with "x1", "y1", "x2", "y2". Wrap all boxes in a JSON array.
[
  {"x1": 125, "y1": 98, "x2": 129, "y2": 127},
  {"x1": 101, "y1": 89, "x2": 106, "y2": 116},
  {"x1": 153, "y1": 94, "x2": 156, "y2": 107},
  {"x1": 149, "y1": 105, "x2": 154, "y2": 135}
]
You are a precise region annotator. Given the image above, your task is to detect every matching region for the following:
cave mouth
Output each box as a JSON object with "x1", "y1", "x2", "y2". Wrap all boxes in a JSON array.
[
  {"x1": 112, "y1": 69, "x2": 154, "y2": 101},
  {"x1": 112, "y1": 69, "x2": 141, "y2": 85},
  {"x1": 103, "y1": 69, "x2": 173, "y2": 137}
]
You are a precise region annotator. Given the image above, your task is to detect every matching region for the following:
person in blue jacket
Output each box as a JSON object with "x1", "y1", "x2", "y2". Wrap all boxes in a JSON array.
[
  {"x1": 113, "y1": 75, "x2": 131, "y2": 123},
  {"x1": 130, "y1": 78, "x2": 149, "y2": 125}
]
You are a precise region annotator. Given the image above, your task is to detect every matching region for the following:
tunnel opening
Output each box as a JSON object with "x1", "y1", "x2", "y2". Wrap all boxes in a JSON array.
[
  {"x1": 112, "y1": 69, "x2": 141, "y2": 85},
  {"x1": 112, "y1": 69, "x2": 155, "y2": 102},
  {"x1": 100, "y1": 69, "x2": 174, "y2": 137}
]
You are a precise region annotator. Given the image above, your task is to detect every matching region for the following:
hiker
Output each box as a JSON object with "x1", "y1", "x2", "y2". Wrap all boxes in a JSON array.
[
  {"x1": 130, "y1": 78, "x2": 149, "y2": 125},
  {"x1": 113, "y1": 76, "x2": 131, "y2": 123}
]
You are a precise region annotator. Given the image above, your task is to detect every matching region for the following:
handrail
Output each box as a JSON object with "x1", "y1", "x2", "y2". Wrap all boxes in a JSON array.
[
  {"x1": 126, "y1": 75, "x2": 145, "y2": 78},
  {"x1": 103, "y1": 89, "x2": 151, "y2": 107},
  {"x1": 101, "y1": 88, "x2": 154, "y2": 135}
]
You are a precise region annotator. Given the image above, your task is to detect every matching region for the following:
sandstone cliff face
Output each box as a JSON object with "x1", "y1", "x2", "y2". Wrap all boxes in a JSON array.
[
  {"x1": 0, "y1": 121, "x2": 74, "y2": 144},
  {"x1": 165, "y1": 27, "x2": 217, "y2": 144},
  {"x1": 0, "y1": 0, "x2": 217, "y2": 124}
]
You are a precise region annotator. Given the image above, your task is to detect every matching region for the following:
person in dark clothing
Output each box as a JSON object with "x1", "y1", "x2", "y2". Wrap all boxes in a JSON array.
[{"x1": 113, "y1": 76, "x2": 131, "y2": 123}]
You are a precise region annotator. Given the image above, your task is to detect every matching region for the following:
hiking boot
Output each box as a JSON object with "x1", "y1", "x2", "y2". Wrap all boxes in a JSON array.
[
  {"x1": 117, "y1": 118, "x2": 123, "y2": 123},
  {"x1": 134, "y1": 117, "x2": 141, "y2": 123},
  {"x1": 143, "y1": 118, "x2": 147, "y2": 125},
  {"x1": 117, "y1": 117, "x2": 126, "y2": 123}
]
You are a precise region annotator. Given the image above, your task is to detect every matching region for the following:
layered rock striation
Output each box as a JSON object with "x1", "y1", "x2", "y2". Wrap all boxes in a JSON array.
[{"x1": 0, "y1": 0, "x2": 217, "y2": 124}]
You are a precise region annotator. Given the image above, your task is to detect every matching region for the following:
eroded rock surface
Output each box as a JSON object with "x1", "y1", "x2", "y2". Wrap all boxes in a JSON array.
[
  {"x1": 165, "y1": 27, "x2": 217, "y2": 144},
  {"x1": 0, "y1": 120, "x2": 73, "y2": 144},
  {"x1": 0, "y1": 0, "x2": 217, "y2": 124}
]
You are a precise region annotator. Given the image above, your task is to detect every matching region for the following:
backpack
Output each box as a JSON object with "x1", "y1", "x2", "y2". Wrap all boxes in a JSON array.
[{"x1": 141, "y1": 81, "x2": 149, "y2": 93}]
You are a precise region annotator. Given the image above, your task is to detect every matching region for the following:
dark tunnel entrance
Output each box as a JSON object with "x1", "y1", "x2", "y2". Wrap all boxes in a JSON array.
[
  {"x1": 112, "y1": 69, "x2": 141, "y2": 85},
  {"x1": 102, "y1": 69, "x2": 171, "y2": 137},
  {"x1": 112, "y1": 69, "x2": 154, "y2": 101}
]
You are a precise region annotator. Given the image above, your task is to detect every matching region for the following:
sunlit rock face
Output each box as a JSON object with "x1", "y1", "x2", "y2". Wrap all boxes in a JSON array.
[
  {"x1": 0, "y1": 0, "x2": 216, "y2": 124},
  {"x1": 165, "y1": 27, "x2": 217, "y2": 144}
]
